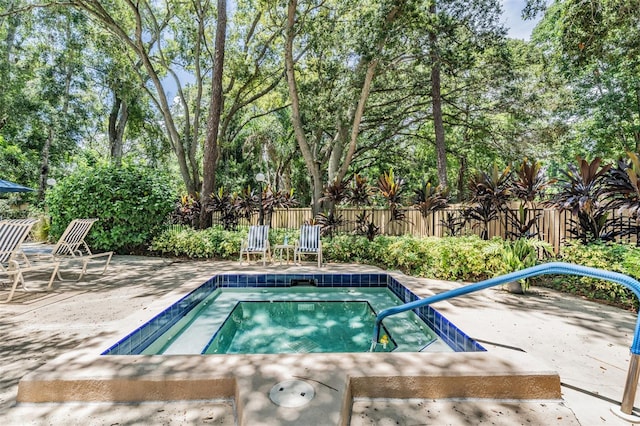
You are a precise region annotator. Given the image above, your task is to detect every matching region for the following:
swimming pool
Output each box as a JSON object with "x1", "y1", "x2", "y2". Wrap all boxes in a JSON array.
[{"x1": 103, "y1": 273, "x2": 484, "y2": 355}]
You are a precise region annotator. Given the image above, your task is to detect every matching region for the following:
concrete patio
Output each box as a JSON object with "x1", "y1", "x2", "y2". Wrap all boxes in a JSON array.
[{"x1": 0, "y1": 255, "x2": 639, "y2": 424}]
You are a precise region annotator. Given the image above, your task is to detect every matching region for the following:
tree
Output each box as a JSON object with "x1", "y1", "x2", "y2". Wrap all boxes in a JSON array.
[
  {"x1": 200, "y1": 0, "x2": 227, "y2": 229},
  {"x1": 531, "y1": 0, "x2": 640, "y2": 157}
]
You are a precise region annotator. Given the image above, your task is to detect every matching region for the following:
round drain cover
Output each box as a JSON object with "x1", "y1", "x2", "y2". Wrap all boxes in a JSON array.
[{"x1": 269, "y1": 380, "x2": 315, "y2": 408}]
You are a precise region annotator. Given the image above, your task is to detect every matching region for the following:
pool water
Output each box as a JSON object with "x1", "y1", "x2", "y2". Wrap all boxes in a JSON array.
[
  {"x1": 204, "y1": 301, "x2": 397, "y2": 354},
  {"x1": 141, "y1": 287, "x2": 443, "y2": 354}
]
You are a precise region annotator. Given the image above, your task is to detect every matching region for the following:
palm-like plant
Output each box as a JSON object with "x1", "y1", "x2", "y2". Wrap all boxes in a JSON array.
[
  {"x1": 322, "y1": 180, "x2": 350, "y2": 207},
  {"x1": 377, "y1": 169, "x2": 404, "y2": 206},
  {"x1": 468, "y1": 164, "x2": 513, "y2": 209},
  {"x1": 413, "y1": 181, "x2": 448, "y2": 218},
  {"x1": 236, "y1": 186, "x2": 256, "y2": 222},
  {"x1": 507, "y1": 159, "x2": 556, "y2": 239},
  {"x1": 170, "y1": 194, "x2": 201, "y2": 227},
  {"x1": 347, "y1": 175, "x2": 378, "y2": 240},
  {"x1": 464, "y1": 164, "x2": 512, "y2": 240},
  {"x1": 315, "y1": 210, "x2": 344, "y2": 238},
  {"x1": 378, "y1": 169, "x2": 407, "y2": 225},
  {"x1": 354, "y1": 211, "x2": 380, "y2": 241},
  {"x1": 550, "y1": 156, "x2": 610, "y2": 215},
  {"x1": 547, "y1": 156, "x2": 616, "y2": 243},
  {"x1": 262, "y1": 187, "x2": 298, "y2": 226},
  {"x1": 605, "y1": 152, "x2": 640, "y2": 216},
  {"x1": 511, "y1": 158, "x2": 556, "y2": 204},
  {"x1": 440, "y1": 211, "x2": 466, "y2": 236},
  {"x1": 347, "y1": 174, "x2": 374, "y2": 207},
  {"x1": 206, "y1": 187, "x2": 241, "y2": 230}
]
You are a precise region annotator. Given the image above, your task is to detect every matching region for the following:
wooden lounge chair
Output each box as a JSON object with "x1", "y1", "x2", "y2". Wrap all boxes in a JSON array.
[
  {"x1": 0, "y1": 219, "x2": 60, "y2": 303},
  {"x1": 239, "y1": 225, "x2": 271, "y2": 266},
  {"x1": 23, "y1": 218, "x2": 112, "y2": 280},
  {"x1": 294, "y1": 224, "x2": 322, "y2": 267}
]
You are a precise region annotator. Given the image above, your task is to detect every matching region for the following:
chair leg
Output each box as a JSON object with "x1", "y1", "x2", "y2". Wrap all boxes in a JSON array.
[
  {"x1": 46, "y1": 264, "x2": 60, "y2": 290},
  {"x1": 2, "y1": 272, "x2": 22, "y2": 303}
]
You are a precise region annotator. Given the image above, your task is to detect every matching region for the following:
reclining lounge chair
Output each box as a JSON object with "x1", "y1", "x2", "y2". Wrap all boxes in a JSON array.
[
  {"x1": 23, "y1": 218, "x2": 112, "y2": 280},
  {"x1": 0, "y1": 219, "x2": 60, "y2": 302}
]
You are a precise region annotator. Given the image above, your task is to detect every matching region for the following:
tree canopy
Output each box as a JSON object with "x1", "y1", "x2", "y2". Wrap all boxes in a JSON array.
[{"x1": 1, "y1": 0, "x2": 638, "y2": 221}]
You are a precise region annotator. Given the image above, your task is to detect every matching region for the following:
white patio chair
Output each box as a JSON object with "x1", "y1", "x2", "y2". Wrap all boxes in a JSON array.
[
  {"x1": 294, "y1": 224, "x2": 322, "y2": 267},
  {"x1": 22, "y1": 218, "x2": 112, "y2": 280},
  {"x1": 0, "y1": 219, "x2": 60, "y2": 302},
  {"x1": 239, "y1": 225, "x2": 271, "y2": 266}
]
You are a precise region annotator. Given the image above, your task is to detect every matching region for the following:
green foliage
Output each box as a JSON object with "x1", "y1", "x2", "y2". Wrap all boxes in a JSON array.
[
  {"x1": 548, "y1": 156, "x2": 621, "y2": 243},
  {"x1": 464, "y1": 164, "x2": 512, "y2": 239},
  {"x1": 547, "y1": 242, "x2": 640, "y2": 311},
  {"x1": 489, "y1": 238, "x2": 553, "y2": 291},
  {"x1": 46, "y1": 164, "x2": 174, "y2": 253},
  {"x1": 323, "y1": 234, "x2": 507, "y2": 281},
  {"x1": 147, "y1": 221, "x2": 640, "y2": 310},
  {"x1": 151, "y1": 225, "x2": 299, "y2": 259},
  {"x1": 151, "y1": 225, "x2": 243, "y2": 259},
  {"x1": 413, "y1": 181, "x2": 448, "y2": 218},
  {"x1": 170, "y1": 194, "x2": 201, "y2": 227}
]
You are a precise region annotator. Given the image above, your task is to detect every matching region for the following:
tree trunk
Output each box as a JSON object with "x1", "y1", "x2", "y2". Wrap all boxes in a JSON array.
[
  {"x1": 200, "y1": 0, "x2": 227, "y2": 229},
  {"x1": 108, "y1": 92, "x2": 128, "y2": 166},
  {"x1": 429, "y1": 2, "x2": 448, "y2": 189},
  {"x1": 285, "y1": 0, "x2": 323, "y2": 215},
  {"x1": 37, "y1": 127, "x2": 53, "y2": 202},
  {"x1": 334, "y1": 4, "x2": 400, "y2": 185},
  {"x1": 327, "y1": 121, "x2": 347, "y2": 183},
  {"x1": 334, "y1": 59, "x2": 378, "y2": 184},
  {"x1": 456, "y1": 155, "x2": 467, "y2": 202}
]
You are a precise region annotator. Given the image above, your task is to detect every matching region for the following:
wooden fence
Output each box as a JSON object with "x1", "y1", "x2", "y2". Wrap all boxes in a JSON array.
[{"x1": 212, "y1": 207, "x2": 640, "y2": 253}]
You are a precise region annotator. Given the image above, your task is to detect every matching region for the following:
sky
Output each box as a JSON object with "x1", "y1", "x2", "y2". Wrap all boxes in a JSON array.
[{"x1": 501, "y1": 0, "x2": 541, "y2": 40}]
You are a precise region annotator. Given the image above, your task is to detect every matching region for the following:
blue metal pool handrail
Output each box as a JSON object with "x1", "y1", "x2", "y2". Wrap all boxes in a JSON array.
[{"x1": 371, "y1": 262, "x2": 640, "y2": 417}]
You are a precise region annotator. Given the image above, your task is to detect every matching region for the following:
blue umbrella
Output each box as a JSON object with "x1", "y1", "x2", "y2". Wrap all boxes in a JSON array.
[{"x1": 0, "y1": 179, "x2": 34, "y2": 193}]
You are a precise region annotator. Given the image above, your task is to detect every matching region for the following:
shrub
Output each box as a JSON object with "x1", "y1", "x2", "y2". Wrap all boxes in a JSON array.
[
  {"x1": 150, "y1": 225, "x2": 299, "y2": 259},
  {"x1": 151, "y1": 225, "x2": 242, "y2": 259},
  {"x1": 323, "y1": 234, "x2": 503, "y2": 281},
  {"x1": 545, "y1": 242, "x2": 640, "y2": 311},
  {"x1": 46, "y1": 164, "x2": 175, "y2": 253}
]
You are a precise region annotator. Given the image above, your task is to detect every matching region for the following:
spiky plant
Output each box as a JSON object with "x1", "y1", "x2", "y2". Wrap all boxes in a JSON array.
[
  {"x1": 464, "y1": 164, "x2": 512, "y2": 239},
  {"x1": 507, "y1": 159, "x2": 556, "y2": 239},
  {"x1": 440, "y1": 211, "x2": 466, "y2": 236},
  {"x1": 322, "y1": 180, "x2": 350, "y2": 207},
  {"x1": 378, "y1": 169, "x2": 407, "y2": 226},
  {"x1": 236, "y1": 186, "x2": 256, "y2": 221},
  {"x1": 315, "y1": 210, "x2": 344, "y2": 238},
  {"x1": 547, "y1": 156, "x2": 617, "y2": 243},
  {"x1": 354, "y1": 211, "x2": 380, "y2": 241},
  {"x1": 605, "y1": 152, "x2": 640, "y2": 217},
  {"x1": 413, "y1": 181, "x2": 448, "y2": 218},
  {"x1": 170, "y1": 194, "x2": 201, "y2": 227},
  {"x1": 206, "y1": 187, "x2": 241, "y2": 230},
  {"x1": 347, "y1": 174, "x2": 374, "y2": 207},
  {"x1": 377, "y1": 169, "x2": 404, "y2": 206}
]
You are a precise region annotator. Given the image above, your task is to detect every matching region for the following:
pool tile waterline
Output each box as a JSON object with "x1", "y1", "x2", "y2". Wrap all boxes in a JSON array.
[{"x1": 102, "y1": 273, "x2": 484, "y2": 355}]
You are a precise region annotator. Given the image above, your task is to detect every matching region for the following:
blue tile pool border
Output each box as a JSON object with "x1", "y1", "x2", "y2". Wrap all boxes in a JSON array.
[{"x1": 102, "y1": 273, "x2": 485, "y2": 355}]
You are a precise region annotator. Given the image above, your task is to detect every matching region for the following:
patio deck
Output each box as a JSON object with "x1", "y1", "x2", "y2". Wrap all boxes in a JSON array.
[{"x1": 0, "y1": 255, "x2": 637, "y2": 425}]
